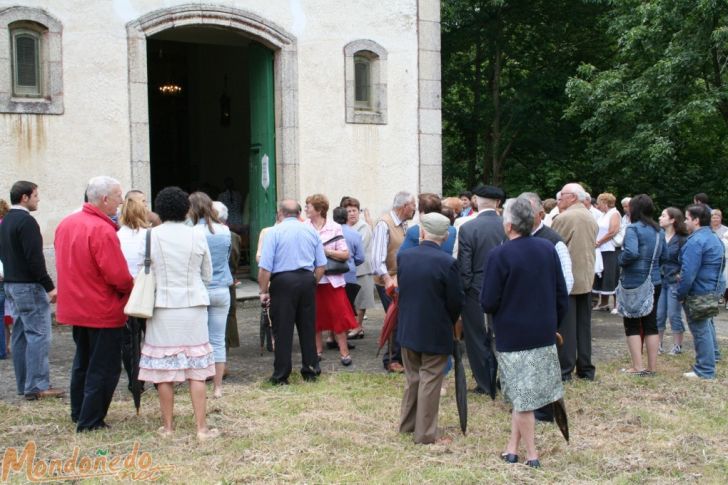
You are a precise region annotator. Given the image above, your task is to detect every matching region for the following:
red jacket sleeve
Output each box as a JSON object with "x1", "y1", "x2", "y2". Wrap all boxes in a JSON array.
[{"x1": 90, "y1": 229, "x2": 134, "y2": 296}]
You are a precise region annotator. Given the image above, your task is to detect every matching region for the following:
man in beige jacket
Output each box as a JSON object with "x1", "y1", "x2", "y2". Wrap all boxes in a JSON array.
[{"x1": 552, "y1": 183, "x2": 599, "y2": 381}]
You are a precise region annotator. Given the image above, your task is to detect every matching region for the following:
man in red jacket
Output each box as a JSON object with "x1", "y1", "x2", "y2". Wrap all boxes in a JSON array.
[{"x1": 55, "y1": 176, "x2": 133, "y2": 432}]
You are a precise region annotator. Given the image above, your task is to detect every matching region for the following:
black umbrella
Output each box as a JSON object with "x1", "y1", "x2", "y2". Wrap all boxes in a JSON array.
[
  {"x1": 553, "y1": 398, "x2": 570, "y2": 442},
  {"x1": 484, "y1": 325, "x2": 498, "y2": 400},
  {"x1": 453, "y1": 338, "x2": 468, "y2": 435},
  {"x1": 129, "y1": 317, "x2": 145, "y2": 415},
  {"x1": 259, "y1": 303, "x2": 274, "y2": 355}
]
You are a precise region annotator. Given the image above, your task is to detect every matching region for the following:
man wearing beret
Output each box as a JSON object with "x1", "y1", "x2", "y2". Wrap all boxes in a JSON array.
[
  {"x1": 397, "y1": 212, "x2": 464, "y2": 444},
  {"x1": 457, "y1": 185, "x2": 507, "y2": 397}
]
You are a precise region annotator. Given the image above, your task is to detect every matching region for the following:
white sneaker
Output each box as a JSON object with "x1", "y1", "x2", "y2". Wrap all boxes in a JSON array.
[
  {"x1": 683, "y1": 371, "x2": 699, "y2": 378},
  {"x1": 668, "y1": 345, "x2": 682, "y2": 355},
  {"x1": 610, "y1": 308, "x2": 620, "y2": 315},
  {"x1": 658, "y1": 344, "x2": 665, "y2": 354}
]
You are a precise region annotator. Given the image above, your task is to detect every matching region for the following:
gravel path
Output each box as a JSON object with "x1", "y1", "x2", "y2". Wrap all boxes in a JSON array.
[{"x1": 1, "y1": 300, "x2": 726, "y2": 402}]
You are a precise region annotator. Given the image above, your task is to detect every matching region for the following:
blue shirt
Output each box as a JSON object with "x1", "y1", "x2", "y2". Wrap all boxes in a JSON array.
[
  {"x1": 398, "y1": 224, "x2": 456, "y2": 256},
  {"x1": 676, "y1": 227, "x2": 725, "y2": 299},
  {"x1": 196, "y1": 221, "x2": 233, "y2": 289},
  {"x1": 618, "y1": 222, "x2": 666, "y2": 288},
  {"x1": 259, "y1": 217, "x2": 327, "y2": 273},
  {"x1": 660, "y1": 234, "x2": 686, "y2": 285},
  {"x1": 341, "y1": 224, "x2": 365, "y2": 284}
]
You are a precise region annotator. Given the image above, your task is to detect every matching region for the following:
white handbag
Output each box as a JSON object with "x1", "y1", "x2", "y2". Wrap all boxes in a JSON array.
[{"x1": 124, "y1": 229, "x2": 155, "y2": 319}]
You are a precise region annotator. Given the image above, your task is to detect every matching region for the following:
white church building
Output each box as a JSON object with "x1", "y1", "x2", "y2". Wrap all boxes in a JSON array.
[{"x1": 0, "y1": 0, "x2": 442, "y2": 269}]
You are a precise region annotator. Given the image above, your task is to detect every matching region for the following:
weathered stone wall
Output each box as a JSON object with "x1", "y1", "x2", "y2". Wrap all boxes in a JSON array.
[{"x1": 0, "y1": 0, "x2": 441, "y2": 271}]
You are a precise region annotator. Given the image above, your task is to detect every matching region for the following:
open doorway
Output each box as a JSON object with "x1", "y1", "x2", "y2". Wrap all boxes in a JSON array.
[{"x1": 146, "y1": 26, "x2": 277, "y2": 276}]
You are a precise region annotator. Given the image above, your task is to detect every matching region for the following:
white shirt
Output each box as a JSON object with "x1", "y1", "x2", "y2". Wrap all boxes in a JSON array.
[
  {"x1": 117, "y1": 225, "x2": 148, "y2": 278},
  {"x1": 596, "y1": 207, "x2": 619, "y2": 252},
  {"x1": 371, "y1": 210, "x2": 406, "y2": 277}
]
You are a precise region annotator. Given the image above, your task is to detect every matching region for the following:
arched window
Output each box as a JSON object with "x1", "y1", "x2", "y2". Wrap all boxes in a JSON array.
[
  {"x1": 0, "y1": 7, "x2": 63, "y2": 114},
  {"x1": 354, "y1": 55, "x2": 371, "y2": 108},
  {"x1": 11, "y1": 25, "x2": 43, "y2": 97},
  {"x1": 344, "y1": 40, "x2": 387, "y2": 124}
]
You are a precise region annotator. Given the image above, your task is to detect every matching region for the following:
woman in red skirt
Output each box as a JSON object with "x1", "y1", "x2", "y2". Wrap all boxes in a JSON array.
[{"x1": 305, "y1": 194, "x2": 358, "y2": 366}]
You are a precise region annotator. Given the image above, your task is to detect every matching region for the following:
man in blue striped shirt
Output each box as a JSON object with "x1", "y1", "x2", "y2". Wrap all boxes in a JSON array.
[{"x1": 258, "y1": 200, "x2": 327, "y2": 384}]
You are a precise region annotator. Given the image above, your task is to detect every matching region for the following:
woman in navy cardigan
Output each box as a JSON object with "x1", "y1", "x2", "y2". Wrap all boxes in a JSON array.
[{"x1": 480, "y1": 197, "x2": 568, "y2": 469}]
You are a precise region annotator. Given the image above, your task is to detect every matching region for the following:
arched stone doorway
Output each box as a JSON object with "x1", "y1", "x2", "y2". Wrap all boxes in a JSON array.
[{"x1": 126, "y1": 4, "x2": 298, "y2": 274}]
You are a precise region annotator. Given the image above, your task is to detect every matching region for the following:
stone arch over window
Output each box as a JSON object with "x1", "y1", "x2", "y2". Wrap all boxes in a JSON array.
[
  {"x1": 126, "y1": 3, "x2": 299, "y2": 199},
  {"x1": 344, "y1": 39, "x2": 387, "y2": 124},
  {"x1": 0, "y1": 6, "x2": 63, "y2": 114}
]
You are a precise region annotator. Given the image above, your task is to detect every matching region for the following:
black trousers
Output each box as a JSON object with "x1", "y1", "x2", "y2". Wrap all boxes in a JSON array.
[
  {"x1": 376, "y1": 284, "x2": 402, "y2": 368},
  {"x1": 269, "y1": 270, "x2": 320, "y2": 382},
  {"x1": 71, "y1": 326, "x2": 123, "y2": 432},
  {"x1": 461, "y1": 290, "x2": 497, "y2": 395},
  {"x1": 558, "y1": 293, "x2": 595, "y2": 380}
]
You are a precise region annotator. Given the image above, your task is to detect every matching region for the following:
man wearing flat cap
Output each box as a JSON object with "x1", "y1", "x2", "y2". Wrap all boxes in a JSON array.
[
  {"x1": 397, "y1": 212, "x2": 463, "y2": 444},
  {"x1": 457, "y1": 185, "x2": 507, "y2": 397}
]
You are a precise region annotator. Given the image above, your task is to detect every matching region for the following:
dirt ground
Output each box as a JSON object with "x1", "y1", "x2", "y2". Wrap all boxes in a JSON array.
[{"x1": 0, "y1": 299, "x2": 726, "y2": 402}]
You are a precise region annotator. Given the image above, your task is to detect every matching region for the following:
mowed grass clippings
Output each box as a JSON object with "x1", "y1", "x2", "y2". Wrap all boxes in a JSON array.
[{"x1": 1, "y1": 351, "x2": 727, "y2": 484}]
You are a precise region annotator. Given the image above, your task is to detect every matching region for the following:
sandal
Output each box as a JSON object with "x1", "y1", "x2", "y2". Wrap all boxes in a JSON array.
[
  {"x1": 157, "y1": 426, "x2": 174, "y2": 438},
  {"x1": 347, "y1": 329, "x2": 365, "y2": 340},
  {"x1": 340, "y1": 355, "x2": 352, "y2": 366},
  {"x1": 620, "y1": 368, "x2": 646, "y2": 375}
]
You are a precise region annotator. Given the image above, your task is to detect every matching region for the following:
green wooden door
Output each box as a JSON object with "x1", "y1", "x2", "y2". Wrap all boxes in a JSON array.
[{"x1": 248, "y1": 42, "x2": 277, "y2": 279}]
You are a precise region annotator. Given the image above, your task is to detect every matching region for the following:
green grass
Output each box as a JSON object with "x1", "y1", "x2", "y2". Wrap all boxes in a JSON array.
[{"x1": 1, "y1": 351, "x2": 727, "y2": 484}]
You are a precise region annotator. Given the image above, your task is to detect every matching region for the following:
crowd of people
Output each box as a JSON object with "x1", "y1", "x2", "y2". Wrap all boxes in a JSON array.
[{"x1": 0, "y1": 177, "x2": 725, "y2": 465}]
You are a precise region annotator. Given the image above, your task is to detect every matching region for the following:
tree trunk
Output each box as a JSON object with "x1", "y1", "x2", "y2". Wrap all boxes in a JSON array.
[
  {"x1": 488, "y1": 9, "x2": 503, "y2": 186},
  {"x1": 468, "y1": 39, "x2": 483, "y2": 189}
]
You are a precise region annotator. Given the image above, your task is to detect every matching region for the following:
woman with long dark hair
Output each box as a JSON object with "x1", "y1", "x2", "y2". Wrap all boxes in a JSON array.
[
  {"x1": 618, "y1": 194, "x2": 666, "y2": 375},
  {"x1": 656, "y1": 207, "x2": 688, "y2": 355}
]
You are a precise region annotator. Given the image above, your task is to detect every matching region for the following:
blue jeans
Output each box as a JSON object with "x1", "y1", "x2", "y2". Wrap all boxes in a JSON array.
[
  {"x1": 208, "y1": 287, "x2": 230, "y2": 363},
  {"x1": 710, "y1": 318, "x2": 721, "y2": 361},
  {"x1": 656, "y1": 282, "x2": 684, "y2": 334},
  {"x1": 686, "y1": 317, "x2": 716, "y2": 378},
  {"x1": 4, "y1": 282, "x2": 52, "y2": 394},
  {"x1": 0, "y1": 282, "x2": 6, "y2": 359}
]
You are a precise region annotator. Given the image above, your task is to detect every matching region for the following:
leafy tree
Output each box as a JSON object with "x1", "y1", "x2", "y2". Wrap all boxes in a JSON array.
[
  {"x1": 441, "y1": 0, "x2": 611, "y2": 197},
  {"x1": 565, "y1": 0, "x2": 728, "y2": 208}
]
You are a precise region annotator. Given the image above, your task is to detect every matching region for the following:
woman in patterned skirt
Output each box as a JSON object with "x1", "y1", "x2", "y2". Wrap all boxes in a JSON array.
[
  {"x1": 480, "y1": 197, "x2": 568, "y2": 468},
  {"x1": 138, "y1": 187, "x2": 218, "y2": 441}
]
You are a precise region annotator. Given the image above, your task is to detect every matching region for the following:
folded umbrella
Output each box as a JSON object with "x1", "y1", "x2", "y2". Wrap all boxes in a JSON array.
[
  {"x1": 129, "y1": 317, "x2": 144, "y2": 416},
  {"x1": 259, "y1": 303, "x2": 274, "y2": 355},
  {"x1": 553, "y1": 398, "x2": 569, "y2": 442},
  {"x1": 484, "y1": 325, "x2": 498, "y2": 400},
  {"x1": 453, "y1": 338, "x2": 468, "y2": 434},
  {"x1": 376, "y1": 287, "x2": 399, "y2": 356}
]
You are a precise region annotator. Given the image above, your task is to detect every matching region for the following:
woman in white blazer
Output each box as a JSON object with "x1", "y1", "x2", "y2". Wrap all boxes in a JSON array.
[{"x1": 137, "y1": 187, "x2": 218, "y2": 441}]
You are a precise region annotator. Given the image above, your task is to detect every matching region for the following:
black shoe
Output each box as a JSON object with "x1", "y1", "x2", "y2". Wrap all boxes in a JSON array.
[
  {"x1": 525, "y1": 459, "x2": 541, "y2": 468},
  {"x1": 500, "y1": 453, "x2": 518, "y2": 464}
]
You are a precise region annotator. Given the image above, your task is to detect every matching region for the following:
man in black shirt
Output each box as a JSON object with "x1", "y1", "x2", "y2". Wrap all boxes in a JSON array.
[{"x1": 0, "y1": 181, "x2": 63, "y2": 400}]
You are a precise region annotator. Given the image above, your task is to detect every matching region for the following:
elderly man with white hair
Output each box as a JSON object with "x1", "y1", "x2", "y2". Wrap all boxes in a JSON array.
[
  {"x1": 551, "y1": 183, "x2": 599, "y2": 381},
  {"x1": 55, "y1": 176, "x2": 134, "y2": 432},
  {"x1": 370, "y1": 190, "x2": 417, "y2": 372}
]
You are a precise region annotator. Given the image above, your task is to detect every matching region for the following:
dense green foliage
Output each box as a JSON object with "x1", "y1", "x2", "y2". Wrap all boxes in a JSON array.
[{"x1": 442, "y1": 0, "x2": 728, "y2": 209}]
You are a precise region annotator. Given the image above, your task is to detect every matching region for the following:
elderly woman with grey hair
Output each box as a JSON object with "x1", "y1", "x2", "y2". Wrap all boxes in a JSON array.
[{"x1": 480, "y1": 197, "x2": 568, "y2": 468}]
